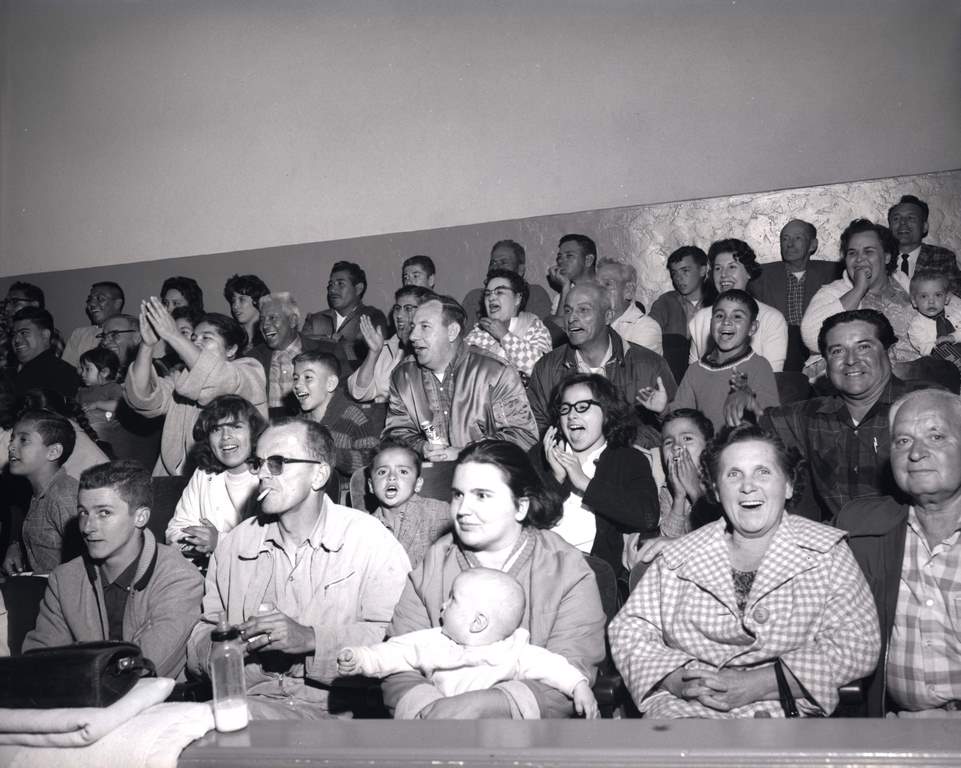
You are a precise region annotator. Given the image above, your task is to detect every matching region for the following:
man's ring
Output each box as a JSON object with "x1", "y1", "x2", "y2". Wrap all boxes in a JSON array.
[{"x1": 265, "y1": 632, "x2": 272, "y2": 644}]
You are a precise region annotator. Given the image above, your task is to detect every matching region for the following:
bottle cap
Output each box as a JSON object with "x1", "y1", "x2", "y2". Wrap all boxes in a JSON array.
[{"x1": 210, "y1": 619, "x2": 241, "y2": 643}]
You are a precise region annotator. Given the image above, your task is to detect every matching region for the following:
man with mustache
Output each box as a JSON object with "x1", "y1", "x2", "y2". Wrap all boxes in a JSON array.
[{"x1": 302, "y1": 261, "x2": 387, "y2": 371}]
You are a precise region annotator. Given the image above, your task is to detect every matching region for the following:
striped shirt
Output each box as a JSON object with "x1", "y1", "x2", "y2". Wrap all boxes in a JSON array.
[{"x1": 886, "y1": 506, "x2": 961, "y2": 711}]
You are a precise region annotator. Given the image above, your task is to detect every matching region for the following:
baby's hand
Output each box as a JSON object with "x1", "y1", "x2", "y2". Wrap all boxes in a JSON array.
[
  {"x1": 572, "y1": 679, "x2": 599, "y2": 719},
  {"x1": 336, "y1": 648, "x2": 359, "y2": 675}
]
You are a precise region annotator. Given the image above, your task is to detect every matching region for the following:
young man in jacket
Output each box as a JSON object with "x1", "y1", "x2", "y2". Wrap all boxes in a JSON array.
[{"x1": 23, "y1": 460, "x2": 203, "y2": 679}]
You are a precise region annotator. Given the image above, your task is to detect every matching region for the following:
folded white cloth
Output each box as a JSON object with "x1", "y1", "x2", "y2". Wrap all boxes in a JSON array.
[
  {"x1": 0, "y1": 677, "x2": 174, "y2": 745},
  {"x1": 0, "y1": 697, "x2": 214, "y2": 768}
]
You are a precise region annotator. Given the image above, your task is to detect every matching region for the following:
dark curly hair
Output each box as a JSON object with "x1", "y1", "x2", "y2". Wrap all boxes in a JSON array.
[
  {"x1": 700, "y1": 423, "x2": 805, "y2": 512},
  {"x1": 456, "y1": 440, "x2": 563, "y2": 530},
  {"x1": 661, "y1": 408, "x2": 715, "y2": 445},
  {"x1": 482, "y1": 268, "x2": 530, "y2": 315},
  {"x1": 708, "y1": 238, "x2": 763, "y2": 283},
  {"x1": 223, "y1": 274, "x2": 270, "y2": 306},
  {"x1": 191, "y1": 395, "x2": 267, "y2": 474},
  {"x1": 161, "y1": 276, "x2": 204, "y2": 312},
  {"x1": 548, "y1": 373, "x2": 638, "y2": 449},
  {"x1": 839, "y1": 218, "x2": 900, "y2": 275}
]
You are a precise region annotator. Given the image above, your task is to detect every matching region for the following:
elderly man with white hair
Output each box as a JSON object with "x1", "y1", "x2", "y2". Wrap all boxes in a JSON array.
[
  {"x1": 248, "y1": 292, "x2": 346, "y2": 419},
  {"x1": 595, "y1": 258, "x2": 662, "y2": 354},
  {"x1": 837, "y1": 388, "x2": 961, "y2": 717}
]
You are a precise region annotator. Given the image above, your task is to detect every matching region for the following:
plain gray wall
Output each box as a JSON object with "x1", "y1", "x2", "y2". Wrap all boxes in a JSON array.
[{"x1": 2, "y1": 0, "x2": 960, "y2": 277}]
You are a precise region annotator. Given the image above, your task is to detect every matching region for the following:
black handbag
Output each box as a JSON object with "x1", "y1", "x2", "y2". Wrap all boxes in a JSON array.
[{"x1": 0, "y1": 641, "x2": 155, "y2": 709}]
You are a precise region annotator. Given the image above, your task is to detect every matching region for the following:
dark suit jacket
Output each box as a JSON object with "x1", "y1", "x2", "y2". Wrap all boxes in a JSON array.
[
  {"x1": 245, "y1": 334, "x2": 350, "y2": 419},
  {"x1": 914, "y1": 243, "x2": 961, "y2": 292},
  {"x1": 749, "y1": 260, "x2": 841, "y2": 321},
  {"x1": 301, "y1": 304, "x2": 387, "y2": 370}
]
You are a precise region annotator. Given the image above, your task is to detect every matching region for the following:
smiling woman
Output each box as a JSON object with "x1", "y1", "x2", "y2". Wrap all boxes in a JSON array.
[
  {"x1": 165, "y1": 395, "x2": 266, "y2": 557},
  {"x1": 609, "y1": 424, "x2": 882, "y2": 718}
]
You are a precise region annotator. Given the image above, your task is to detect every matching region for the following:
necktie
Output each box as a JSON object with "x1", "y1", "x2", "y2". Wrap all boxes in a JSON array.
[
  {"x1": 935, "y1": 312, "x2": 956, "y2": 338},
  {"x1": 900, "y1": 253, "x2": 911, "y2": 276}
]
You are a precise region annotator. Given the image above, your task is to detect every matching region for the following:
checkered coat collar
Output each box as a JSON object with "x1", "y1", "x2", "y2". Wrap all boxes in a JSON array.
[{"x1": 661, "y1": 515, "x2": 846, "y2": 615}]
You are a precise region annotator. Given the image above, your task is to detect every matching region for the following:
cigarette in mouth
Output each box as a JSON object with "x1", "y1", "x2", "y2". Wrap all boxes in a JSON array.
[{"x1": 257, "y1": 488, "x2": 272, "y2": 501}]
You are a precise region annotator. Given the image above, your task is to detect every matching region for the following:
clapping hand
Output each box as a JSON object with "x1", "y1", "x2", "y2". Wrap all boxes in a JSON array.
[
  {"x1": 637, "y1": 377, "x2": 669, "y2": 414},
  {"x1": 141, "y1": 297, "x2": 180, "y2": 344},
  {"x1": 358, "y1": 315, "x2": 385, "y2": 356},
  {"x1": 543, "y1": 427, "x2": 567, "y2": 483},
  {"x1": 139, "y1": 302, "x2": 161, "y2": 347}
]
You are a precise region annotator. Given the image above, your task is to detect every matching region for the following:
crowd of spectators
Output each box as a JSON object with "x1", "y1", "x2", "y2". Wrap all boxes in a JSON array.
[{"x1": 1, "y1": 192, "x2": 959, "y2": 722}]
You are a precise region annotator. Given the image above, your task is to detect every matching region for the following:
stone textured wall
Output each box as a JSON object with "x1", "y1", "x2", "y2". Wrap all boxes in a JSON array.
[{"x1": 512, "y1": 169, "x2": 961, "y2": 310}]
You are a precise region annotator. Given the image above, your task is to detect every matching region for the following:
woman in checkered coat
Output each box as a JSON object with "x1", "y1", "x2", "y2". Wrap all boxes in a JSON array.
[{"x1": 609, "y1": 425, "x2": 880, "y2": 718}]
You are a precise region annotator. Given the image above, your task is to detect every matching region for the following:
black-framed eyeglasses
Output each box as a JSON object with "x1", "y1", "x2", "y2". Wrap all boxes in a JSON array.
[
  {"x1": 558, "y1": 399, "x2": 601, "y2": 416},
  {"x1": 96, "y1": 330, "x2": 138, "y2": 341},
  {"x1": 246, "y1": 455, "x2": 326, "y2": 476},
  {"x1": 392, "y1": 304, "x2": 419, "y2": 315}
]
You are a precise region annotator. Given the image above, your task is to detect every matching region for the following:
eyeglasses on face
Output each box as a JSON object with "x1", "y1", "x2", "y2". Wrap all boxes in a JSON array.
[
  {"x1": 246, "y1": 455, "x2": 326, "y2": 475},
  {"x1": 482, "y1": 287, "x2": 516, "y2": 300},
  {"x1": 392, "y1": 304, "x2": 419, "y2": 315},
  {"x1": 96, "y1": 330, "x2": 138, "y2": 341},
  {"x1": 558, "y1": 399, "x2": 602, "y2": 416}
]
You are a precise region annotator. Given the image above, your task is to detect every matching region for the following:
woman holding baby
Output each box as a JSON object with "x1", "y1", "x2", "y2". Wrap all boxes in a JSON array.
[{"x1": 381, "y1": 440, "x2": 606, "y2": 719}]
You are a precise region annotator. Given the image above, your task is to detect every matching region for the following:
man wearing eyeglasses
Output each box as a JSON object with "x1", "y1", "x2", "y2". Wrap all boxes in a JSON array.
[
  {"x1": 97, "y1": 314, "x2": 142, "y2": 372},
  {"x1": 62, "y1": 281, "x2": 126, "y2": 367},
  {"x1": 187, "y1": 417, "x2": 411, "y2": 720}
]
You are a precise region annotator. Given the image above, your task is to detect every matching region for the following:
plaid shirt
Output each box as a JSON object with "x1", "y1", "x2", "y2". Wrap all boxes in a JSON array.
[
  {"x1": 609, "y1": 515, "x2": 880, "y2": 718},
  {"x1": 785, "y1": 270, "x2": 806, "y2": 325},
  {"x1": 759, "y1": 378, "x2": 918, "y2": 523},
  {"x1": 21, "y1": 468, "x2": 80, "y2": 574},
  {"x1": 886, "y1": 507, "x2": 961, "y2": 711},
  {"x1": 373, "y1": 494, "x2": 452, "y2": 569}
]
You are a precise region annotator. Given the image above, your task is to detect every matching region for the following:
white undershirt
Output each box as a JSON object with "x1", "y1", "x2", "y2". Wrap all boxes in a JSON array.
[{"x1": 554, "y1": 442, "x2": 606, "y2": 553}]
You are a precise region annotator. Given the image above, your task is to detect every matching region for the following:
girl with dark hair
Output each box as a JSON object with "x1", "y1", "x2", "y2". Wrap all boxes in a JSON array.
[
  {"x1": 464, "y1": 269, "x2": 551, "y2": 383},
  {"x1": 166, "y1": 395, "x2": 266, "y2": 556},
  {"x1": 534, "y1": 373, "x2": 659, "y2": 579},
  {"x1": 657, "y1": 408, "x2": 721, "y2": 537},
  {"x1": 125, "y1": 298, "x2": 266, "y2": 476},
  {"x1": 161, "y1": 276, "x2": 204, "y2": 314},
  {"x1": 610, "y1": 425, "x2": 880, "y2": 719},
  {"x1": 382, "y1": 439, "x2": 606, "y2": 720},
  {"x1": 223, "y1": 273, "x2": 269, "y2": 352},
  {"x1": 688, "y1": 239, "x2": 789, "y2": 371}
]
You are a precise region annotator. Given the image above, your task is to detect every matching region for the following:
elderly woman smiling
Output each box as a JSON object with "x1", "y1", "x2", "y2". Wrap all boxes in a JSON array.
[{"x1": 609, "y1": 425, "x2": 880, "y2": 718}]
